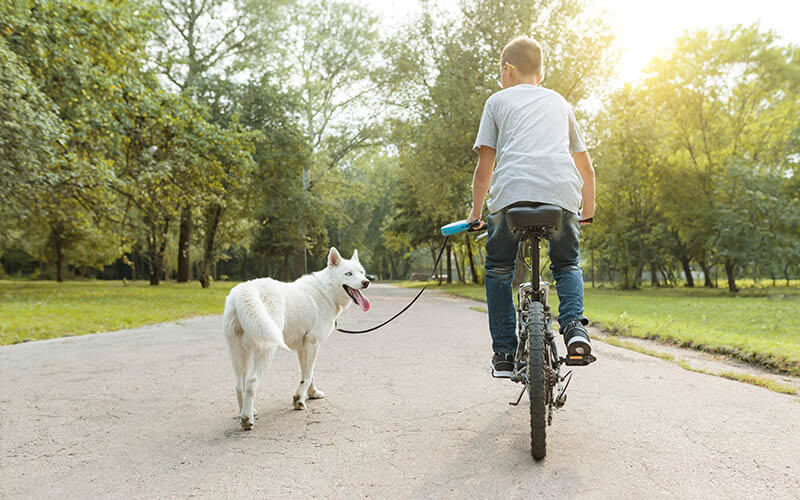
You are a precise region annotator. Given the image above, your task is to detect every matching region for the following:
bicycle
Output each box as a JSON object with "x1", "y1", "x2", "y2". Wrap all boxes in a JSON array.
[{"x1": 442, "y1": 204, "x2": 595, "y2": 460}]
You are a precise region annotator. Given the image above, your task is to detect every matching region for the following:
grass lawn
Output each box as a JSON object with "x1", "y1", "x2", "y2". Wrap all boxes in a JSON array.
[
  {"x1": 397, "y1": 281, "x2": 800, "y2": 376},
  {"x1": 0, "y1": 280, "x2": 237, "y2": 345}
]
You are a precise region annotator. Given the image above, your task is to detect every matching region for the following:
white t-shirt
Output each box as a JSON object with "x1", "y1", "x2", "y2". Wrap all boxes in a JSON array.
[{"x1": 472, "y1": 84, "x2": 587, "y2": 214}]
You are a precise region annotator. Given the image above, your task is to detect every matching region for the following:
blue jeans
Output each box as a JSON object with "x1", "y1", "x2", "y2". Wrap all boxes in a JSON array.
[{"x1": 484, "y1": 206, "x2": 586, "y2": 354}]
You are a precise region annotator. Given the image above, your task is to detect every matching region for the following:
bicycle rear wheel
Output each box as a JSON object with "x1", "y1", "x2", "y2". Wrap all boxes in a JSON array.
[{"x1": 526, "y1": 300, "x2": 547, "y2": 459}]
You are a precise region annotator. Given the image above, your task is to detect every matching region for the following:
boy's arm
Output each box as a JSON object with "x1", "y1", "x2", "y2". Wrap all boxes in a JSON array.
[
  {"x1": 572, "y1": 151, "x2": 595, "y2": 222},
  {"x1": 468, "y1": 146, "x2": 496, "y2": 225}
]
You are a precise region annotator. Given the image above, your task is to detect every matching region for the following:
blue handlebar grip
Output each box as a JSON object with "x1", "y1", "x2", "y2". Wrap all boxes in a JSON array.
[{"x1": 440, "y1": 220, "x2": 471, "y2": 236}]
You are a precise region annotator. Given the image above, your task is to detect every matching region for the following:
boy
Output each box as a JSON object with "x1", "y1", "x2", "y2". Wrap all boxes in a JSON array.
[{"x1": 467, "y1": 36, "x2": 596, "y2": 378}]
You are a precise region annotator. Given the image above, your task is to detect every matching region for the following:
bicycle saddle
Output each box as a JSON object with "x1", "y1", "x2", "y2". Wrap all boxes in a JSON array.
[{"x1": 505, "y1": 203, "x2": 563, "y2": 232}]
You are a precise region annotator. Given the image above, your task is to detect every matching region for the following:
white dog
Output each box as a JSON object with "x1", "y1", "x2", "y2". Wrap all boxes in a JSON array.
[{"x1": 223, "y1": 247, "x2": 370, "y2": 429}]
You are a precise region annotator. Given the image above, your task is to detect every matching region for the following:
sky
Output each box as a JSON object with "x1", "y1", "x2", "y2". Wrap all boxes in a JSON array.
[{"x1": 360, "y1": 0, "x2": 800, "y2": 84}]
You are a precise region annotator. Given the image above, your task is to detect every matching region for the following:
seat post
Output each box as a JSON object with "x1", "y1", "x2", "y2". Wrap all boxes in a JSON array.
[{"x1": 530, "y1": 233, "x2": 540, "y2": 300}]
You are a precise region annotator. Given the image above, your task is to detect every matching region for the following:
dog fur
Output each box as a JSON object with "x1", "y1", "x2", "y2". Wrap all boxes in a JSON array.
[{"x1": 223, "y1": 247, "x2": 370, "y2": 429}]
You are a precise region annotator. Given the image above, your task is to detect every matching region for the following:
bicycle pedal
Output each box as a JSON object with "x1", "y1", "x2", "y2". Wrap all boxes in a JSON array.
[{"x1": 563, "y1": 353, "x2": 596, "y2": 366}]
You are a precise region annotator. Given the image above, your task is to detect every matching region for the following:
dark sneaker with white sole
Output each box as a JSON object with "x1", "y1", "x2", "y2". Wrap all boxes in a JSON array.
[
  {"x1": 491, "y1": 352, "x2": 515, "y2": 378},
  {"x1": 561, "y1": 319, "x2": 595, "y2": 360}
]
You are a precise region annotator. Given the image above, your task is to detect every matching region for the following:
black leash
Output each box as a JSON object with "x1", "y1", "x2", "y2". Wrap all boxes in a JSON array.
[{"x1": 336, "y1": 235, "x2": 451, "y2": 335}]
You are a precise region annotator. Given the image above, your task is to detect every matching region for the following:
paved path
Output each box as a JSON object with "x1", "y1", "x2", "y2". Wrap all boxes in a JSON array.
[{"x1": 2, "y1": 284, "x2": 799, "y2": 498}]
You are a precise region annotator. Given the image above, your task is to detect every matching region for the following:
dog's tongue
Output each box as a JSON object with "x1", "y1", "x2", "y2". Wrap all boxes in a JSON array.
[{"x1": 351, "y1": 288, "x2": 370, "y2": 312}]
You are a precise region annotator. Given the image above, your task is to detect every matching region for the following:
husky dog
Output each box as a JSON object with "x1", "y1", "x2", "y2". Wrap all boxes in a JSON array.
[{"x1": 223, "y1": 247, "x2": 370, "y2": 429}]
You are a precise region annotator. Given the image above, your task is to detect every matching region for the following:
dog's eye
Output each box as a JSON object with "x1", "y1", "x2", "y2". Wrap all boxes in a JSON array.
[{"x1": 345, "y1": 272, "x2": 353, "y2": 276}]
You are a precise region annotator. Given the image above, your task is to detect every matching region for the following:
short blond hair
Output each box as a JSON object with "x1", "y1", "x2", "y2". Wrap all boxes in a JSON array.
[{"x1": 500, "y1": 36, "x2": 543, "y2": 78}]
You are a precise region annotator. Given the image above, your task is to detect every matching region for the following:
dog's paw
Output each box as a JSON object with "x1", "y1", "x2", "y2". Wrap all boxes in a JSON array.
[
  {"x1": 292, "y1": 394, "x2": 307, "y2": 410},
  {"x1": 240, "y1": 415, "x2": 253, "y2": 430},
  {"x1": 308, "y1": 389, "x2": 325, "y2": 400}
]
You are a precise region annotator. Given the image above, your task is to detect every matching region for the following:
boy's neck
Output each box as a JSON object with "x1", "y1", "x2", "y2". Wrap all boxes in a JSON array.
[{"x1": 506, "y1": 75, "x2": 540, "y2": 88}]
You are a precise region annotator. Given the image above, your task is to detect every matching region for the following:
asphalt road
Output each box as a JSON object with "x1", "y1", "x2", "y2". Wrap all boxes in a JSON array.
[{"x1": 2, "y1": 284, "x2": 799, "y2": 498}]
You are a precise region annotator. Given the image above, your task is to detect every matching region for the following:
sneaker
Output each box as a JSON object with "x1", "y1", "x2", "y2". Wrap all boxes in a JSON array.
[
  {"x1": 492, "y1": 352, "x2": 514, "y2": 378},
  {"x1": 561, "y1": 319, "x2": 592, "y2": 357}
]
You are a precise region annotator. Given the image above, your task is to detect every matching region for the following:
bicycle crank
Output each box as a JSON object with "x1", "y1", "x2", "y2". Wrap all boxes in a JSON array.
[{"x1": 554, "y1": 370, "x2": 573, "y2": 408}]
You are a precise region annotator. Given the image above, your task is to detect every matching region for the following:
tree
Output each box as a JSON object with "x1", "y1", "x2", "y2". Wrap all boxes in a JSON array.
[
  {"x1": 264, "y1": 0, "x2": 383, "y2": 276},
  {"x1": 645, "y1": 25, "x2": 800, "y2": 291},
  {"x1": 0, "y1": 35, "x2": 63, "y2": 258},
  {"x1": 588, "y1": 85, "x2": 664, "y2": 289},
  {"x1": 381, "y1": 0, "x2": 613, "y2": 277},
  {"x1": 149, "y1": 0, "x2": 292, "y2": 281},
  {"x1": 2, "y1": 0, "x2": 154, "y2": 280}
]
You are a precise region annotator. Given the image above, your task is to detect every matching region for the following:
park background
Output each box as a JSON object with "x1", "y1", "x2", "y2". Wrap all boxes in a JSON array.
[{"x1": 1, "y1": 0, "x2": 798, "y2": 382}]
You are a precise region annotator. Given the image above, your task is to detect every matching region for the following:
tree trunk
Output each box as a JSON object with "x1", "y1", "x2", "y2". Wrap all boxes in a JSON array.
[
  {"x1": 388, "y1": 254, "x2": 398, "y2": 280},
  {"x1": 724, "y1": 258, "x2": 739, "y2": 293},
  {"x1": 157, "y1": 218, "x2": 170, "y2": 284},
  {"x1": 680, "y1": 256, "x2": 694, "y2": 287},
  {"x1": 438, "y1": 249, "x2": 443, "y2": 285},
  {"x1": 453, "y1": 247, "x2": 463, "y2": 282},
  {"x1": 400, "y1": 254, "x2": 412, "y2": 280},
  {"x1": 633, "y1": 241, "x2": 645, "y2": 289},
  {"x1": 177, "y1": 207, "x2": 192, "y2": 282},
  {"x1": 52, "y1": 226, "x2": 64, "y2": 283},
  {"x1": 446, "y1": 244, "x2": 452, "y2": 284},
  {"x1": 651, "y1": 263, "x2": 659, "y2": 287},
  {"x1": 147, "y1": 222, "x2": 160, "y2": 286},
  {"x1": 699, "y1": 260, "x2": 714, "y2": 288},
  {"x1": 458, "y1": 247, "x2": 466, "y2": 283},
  {"x1": 662, "y1": 267, "x2": 673, "y2": 287},
  {"x1": 465, "y1": 233, "x2": 479, "y2": 284},
  {"x1": 198, "y1": 204, "x2": 223, "y2": 288},
  {"x1": 293, "y1": 245, "x2": 306, "y2": 279},
  {"x1": 294, "y1": 164, "x2": 311, "y2": 279},
  {"x1": 282, "y1": 250, "x2": 290, "y2": 281}
]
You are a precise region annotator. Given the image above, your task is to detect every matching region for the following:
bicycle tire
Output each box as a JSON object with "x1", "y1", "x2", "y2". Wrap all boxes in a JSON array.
[{"x1": 526, "y1": 300, "x2": 547, "y2": 460}]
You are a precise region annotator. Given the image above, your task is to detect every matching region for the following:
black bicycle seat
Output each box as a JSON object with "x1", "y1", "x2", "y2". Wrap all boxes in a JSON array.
[{"x1": 506, "y1": 203, "x2": 563, "y2": 232}]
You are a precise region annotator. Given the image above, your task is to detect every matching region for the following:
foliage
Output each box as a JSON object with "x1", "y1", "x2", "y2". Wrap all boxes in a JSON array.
[
  {"x1": 2, "y1": 0, "x2": 156, "y2": 280},
  {"x1": 1, "y1": 0, "x2": 798, "y2": 296},
  {"x1": 376, "y1": 0, "x2": 614, "y2": 281},
  {"x1": 587, "y1": 25, "x2": 800, "y2": 290}
]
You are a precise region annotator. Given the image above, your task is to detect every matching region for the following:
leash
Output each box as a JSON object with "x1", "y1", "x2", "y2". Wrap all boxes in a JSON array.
[{"x1": 335, "y1": 235, "x2": 451, "y2": 335}]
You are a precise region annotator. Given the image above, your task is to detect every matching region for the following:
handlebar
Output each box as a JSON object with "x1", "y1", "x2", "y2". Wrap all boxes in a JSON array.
[
  {"x1": 440, "y1": 219, "x2": 485, "y2": 236},
  {"x1": 442, "y1": 216, "x2": 593, "y2": 236}
]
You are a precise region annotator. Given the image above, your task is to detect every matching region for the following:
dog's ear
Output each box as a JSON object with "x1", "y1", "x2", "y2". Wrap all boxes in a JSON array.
[
  {"x1": 327, "y1": 247, "x2": 342, "y2": 267},
  {"x1": 351, "y1": 249, "x2": 359, "y2": 262}
]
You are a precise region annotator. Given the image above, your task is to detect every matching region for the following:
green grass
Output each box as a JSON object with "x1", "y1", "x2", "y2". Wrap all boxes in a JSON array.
[
  {"x1": 598, "y1": 335, "x2": 676, "y2": 362},
  {"x1": 0, "y1": 280, "x2": 237, "y2": 345},
  {"x1": 398, "y1": 281, "x2": 800, "y2": 376},
  {"x1": 599, "y1": 334, "x2": 797, "y2": 396},
  {"x1": 715, "y1": 371, "x2": 797, "y2": 396}
]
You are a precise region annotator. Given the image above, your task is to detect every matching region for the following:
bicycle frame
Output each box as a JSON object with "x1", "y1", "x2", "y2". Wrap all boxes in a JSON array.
[{"x1": 510, "y1": 227, "x2": 569, "y2": 411}]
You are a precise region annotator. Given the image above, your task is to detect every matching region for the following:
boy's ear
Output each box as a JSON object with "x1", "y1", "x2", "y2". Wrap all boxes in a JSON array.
[
  {"x1": 328, "y1": 247, "x2": 342, "y2": 268},
  {"x1": 351, "y1": 249, "x2": 359, "y2": 262}
]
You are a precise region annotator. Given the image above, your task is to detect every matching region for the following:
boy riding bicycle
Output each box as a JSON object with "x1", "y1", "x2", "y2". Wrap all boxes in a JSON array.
[{"x1": 467, "y1": 36, "x2": 596, "y2": 378}]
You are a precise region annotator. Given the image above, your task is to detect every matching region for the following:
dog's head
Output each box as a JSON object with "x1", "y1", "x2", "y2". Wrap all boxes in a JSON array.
[{"x1": 327, "y1": 247, "x2": 370, "y2": 312}]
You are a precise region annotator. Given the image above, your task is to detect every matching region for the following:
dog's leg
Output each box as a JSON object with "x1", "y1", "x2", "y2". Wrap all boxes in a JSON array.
[
  {"x1": 224, "y1": 328, "x2": 246, "y2": 413},
  {"x1": 231, "y1": 342, "x2": 245, "y2": 413},
  {"x1": 293, "y1": 340, "x2": 321, "y2": 410},
  {"x1": 252, "y1": 345, "x2": 277, "y2": 418},
  {"x1": 239, "y1": 347, "x2": 263, "y2": 429},
  {"x1": 307, "y1": 342, "x2": 325, "y2": 400},
  {"x1": 239, "y1": 345, "x2": 276, "y2": 429}
]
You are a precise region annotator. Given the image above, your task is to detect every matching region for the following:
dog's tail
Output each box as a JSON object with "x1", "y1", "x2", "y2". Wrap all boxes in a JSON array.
[{"x1": 233, "y1": 284, "x2": 290, "y2": 351}]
